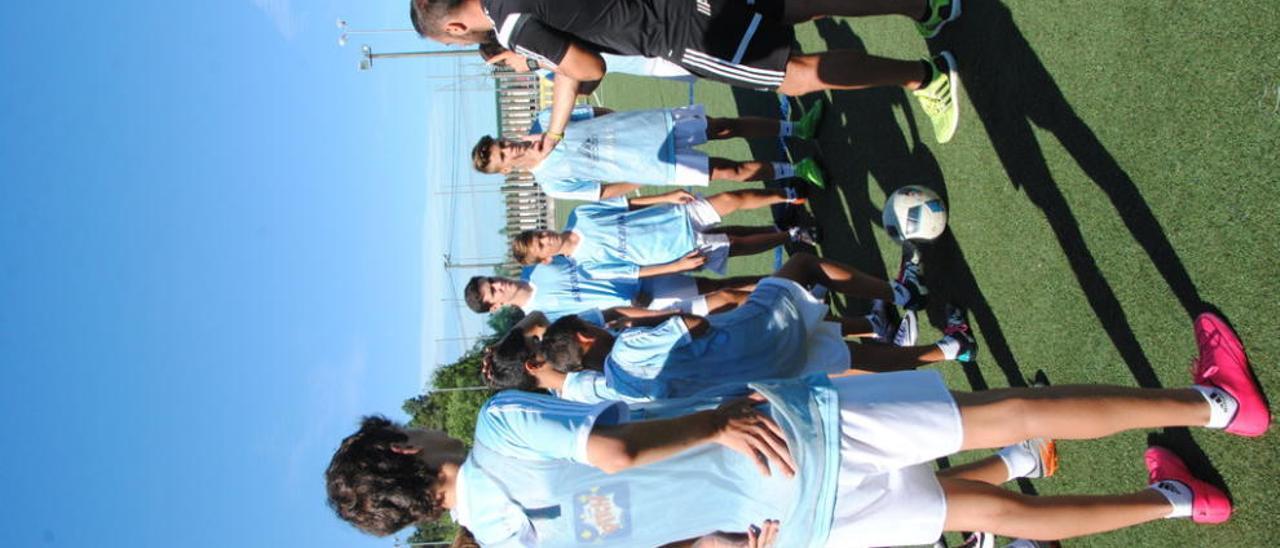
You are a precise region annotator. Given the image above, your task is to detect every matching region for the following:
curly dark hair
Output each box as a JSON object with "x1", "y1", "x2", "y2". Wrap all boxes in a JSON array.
[
  {"x1": 488, "y1": 329, "x2": 542, "y2": 391},
  {"x1": 542, "y1": 315, "x2": 593, "y2": 372},
  {"x1": 326, "y1": 416, "x2": 443, "y2": 536}
]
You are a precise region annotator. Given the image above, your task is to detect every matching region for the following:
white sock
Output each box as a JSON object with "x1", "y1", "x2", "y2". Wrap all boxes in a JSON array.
[
  {"x1": 1192, "y1": 385, "x2": 1238, "y2": 429},
  {"x1": 865, "y1": 312, "x2": 887, "y2": 340},
  {"x1": 1148, "y1": 479, "x2": 1194, "y2": 519},
  {"x1": 996, "y1": 443, "x2": 1037, "y2": 481},
  {"x1": 935, "y1": 337, "x2": 961, "y2": 360},
  {"x1": 787, "y1": 226, "x2": 802, "y2": 241},
  {"x1": 778, "y1": 121, "x2": 794, "y2": 137},
  {"x1": 772, "y1": 162, "x2": 795, "y2": 179}
]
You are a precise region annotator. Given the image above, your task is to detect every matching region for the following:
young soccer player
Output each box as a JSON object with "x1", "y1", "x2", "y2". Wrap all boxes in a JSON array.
[
  {"x1": 464, "y1": 259, "x2": 759, "y2": 325},
  {"x1": 471, "y1": 104, "x2": 827, "y2": 201},
  {"x1": 511, "y1": 189, "x2": 820, "y2": 277},
  {"x1": 486, "y1": 253, "x2": 971, "y2": 403},
  {"x1": 327, "y1": 313, "x2": 1267, "y2": 546},
  {"x1": 411, "y1": 0, "x2": 962, "y2": 144}
]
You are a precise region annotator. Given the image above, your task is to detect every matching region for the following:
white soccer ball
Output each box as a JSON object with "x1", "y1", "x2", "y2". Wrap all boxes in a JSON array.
[{"x1": 882, "y1": 185, "x2": 948, "y2": 243}]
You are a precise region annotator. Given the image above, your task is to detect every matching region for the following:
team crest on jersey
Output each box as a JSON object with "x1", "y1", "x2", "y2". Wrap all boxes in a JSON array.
[
  {"x1": 579, "y1": 136, "x2": 601, "y2": 161},
  {"x1": 573, "y1": 484, "x2": 631, "y2": 542}
]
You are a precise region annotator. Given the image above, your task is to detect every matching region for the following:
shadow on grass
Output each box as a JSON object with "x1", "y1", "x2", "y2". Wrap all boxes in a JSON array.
[
  {"x1": 750, "y1": 17, "x2": 1034, "y2": 391},
  {"x1": 936, "y1": 0, "x2": 1212, "y2": 389}
]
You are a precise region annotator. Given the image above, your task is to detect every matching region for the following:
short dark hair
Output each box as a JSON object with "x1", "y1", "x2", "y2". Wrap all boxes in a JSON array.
[
  {"x1": 409, "y1": 0, "x2": 466, "y2": 39},
  {"x1": 463, "y1": 276, "x2": 487, "y2": 313},
  {"x1": 471, "y1": 135, "x2": 498, "y2": 173},
  {"x1": 542, "y1": 315, "x2": 592, "y2": 372},
  {"x1": 326, "y1": 416, "x2": 443, "y2": 536},
  {"x1": 488, "y1": 329, "x2": 541, "y2": 390}
]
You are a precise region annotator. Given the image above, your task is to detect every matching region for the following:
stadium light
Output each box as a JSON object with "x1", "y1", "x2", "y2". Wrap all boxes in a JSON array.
[{"x1": 335, "y1": 17, "x2": 416, "y2": 47}]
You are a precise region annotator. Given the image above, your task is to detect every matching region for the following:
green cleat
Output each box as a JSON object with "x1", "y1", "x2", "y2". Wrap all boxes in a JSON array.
[
  {"x1": 913, "y1": 51, "x2": 960, "y2": 144},
  {"x1": 916, "y1": 0, "x2": 962, "y2": 39},
  {"x1": 792, "y1": 100, "x2": 825, "y2": 140},
  {"x1": 793, "y1": 157, "x2": 826, "y2": 189}
]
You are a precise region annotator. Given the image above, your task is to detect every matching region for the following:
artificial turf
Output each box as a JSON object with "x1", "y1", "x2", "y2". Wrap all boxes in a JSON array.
[{"x1": 553, "y1": 0, "x2": 1280, "y2": 544}]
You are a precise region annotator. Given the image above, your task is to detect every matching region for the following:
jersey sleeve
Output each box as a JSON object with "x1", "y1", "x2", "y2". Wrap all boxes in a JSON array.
[
  {"x1": 611, "y1": 317, "x2": 692, "y2": 369},
  {"x1": 496, "y1": 14, "x2": 573, "y2": 67},
  {"x1": 539, "y1": 177, "x2": 603, "y2": 201},
  {"x1": 475, "y1": 390, "x2": 629, "y2": 464}
]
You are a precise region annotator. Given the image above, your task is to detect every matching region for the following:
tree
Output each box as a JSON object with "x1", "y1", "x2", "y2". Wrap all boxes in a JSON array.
[{"x1": 402, "y1": 308, "x2": 524, "y2": 542}]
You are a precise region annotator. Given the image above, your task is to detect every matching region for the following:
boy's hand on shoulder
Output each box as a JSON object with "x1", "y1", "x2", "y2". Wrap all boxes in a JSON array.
[
  {"x1": 711, "y1": 393, "x2": 795, "y2": 478},
  {"x1": 606, "y1": 317, "x2": 636, "y2": 331}
]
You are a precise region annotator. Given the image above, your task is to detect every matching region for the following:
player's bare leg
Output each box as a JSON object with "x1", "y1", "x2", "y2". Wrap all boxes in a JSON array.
[
  {"x1": 705, "y1": 116, "x2": 783, "y2": 140},
  {"x1": 693, "y1": 275, "x2": 760, "y2": 294},
  {"x1": 953, "y1": 386, "x2": 1210, "y2": 450},
  {"x1": 775, "y1": 253, "x2": 896, "y2": 302},
  {"x1": 941, "y1": 478, "x2": 1172, "y2": 540},
  {"x1": 726, "y1": 231, "x2": 790, "y2": 256},
  {"x1": 709, "y1": 158, "x2": 778, "y2": 182},
  {"x1": 705, "y1": 188, "x2": 792, "y2": 216},
  {"x1": 778, "y1": 53, "x2": 929, "y2": 96}
]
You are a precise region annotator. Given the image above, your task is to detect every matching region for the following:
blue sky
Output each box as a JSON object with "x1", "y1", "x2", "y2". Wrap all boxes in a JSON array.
[{"x1": 0, "y1": 1, "x2": 504, "y2": 546}]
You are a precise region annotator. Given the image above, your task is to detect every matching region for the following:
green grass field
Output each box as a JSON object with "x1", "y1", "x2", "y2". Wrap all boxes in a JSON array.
[{"x1": 556, "y1": 1, "x2": 1280, "y2": 545}]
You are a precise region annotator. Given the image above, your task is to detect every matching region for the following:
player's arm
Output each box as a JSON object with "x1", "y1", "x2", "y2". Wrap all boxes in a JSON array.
[
  {"x1": 607, "y1": 313, "x2": 709, "y2": 337},
  {"x1": 627, "y1": 189, "x2": 695, "y2": 208},
  {"x1": 599, "y1": 306, "x2": 677, "y2": 322},
  {"x1": 598, "y1": 183, "x2": 642, "y2": 200},
  {"x1": 637, "y1": 250, "x2": 707, "y2": 278},
  {"x1": 544, "y1": 44, "x2": 606, "y2": 137},
  {"x1": 586, "y1": 394, "x2": 795, "y2": 476}
]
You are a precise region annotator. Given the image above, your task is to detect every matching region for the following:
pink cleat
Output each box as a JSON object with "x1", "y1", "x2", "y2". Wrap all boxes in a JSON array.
[
  {"x1": 1192, "y1": 312, "x2": 1269, "y2": 437},
  {"x1": 1145, "y1": 446, "x2": 1231, "y2": 524}
]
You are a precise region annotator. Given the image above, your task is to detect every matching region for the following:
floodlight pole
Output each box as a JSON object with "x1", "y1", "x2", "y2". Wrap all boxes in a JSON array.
[{"x1": 359, "y1": 45, "x2": 481, "y2": 71}]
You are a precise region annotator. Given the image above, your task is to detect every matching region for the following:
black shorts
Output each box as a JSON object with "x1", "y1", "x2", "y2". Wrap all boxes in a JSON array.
[{"x1": 665, "y1": 0, "x2": 795, "y2": 91}]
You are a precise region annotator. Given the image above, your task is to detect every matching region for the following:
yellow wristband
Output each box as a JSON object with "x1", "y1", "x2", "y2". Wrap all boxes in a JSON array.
[{"x1": 547, "y1": 131, "x2": 564, "y2": 142}]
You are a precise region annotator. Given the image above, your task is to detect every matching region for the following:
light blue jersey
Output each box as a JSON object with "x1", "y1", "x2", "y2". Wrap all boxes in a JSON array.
[
  {"x1": 558, "y1": 370, "x2": 644, "y2": 405},
  {"x1": 454, "y1": 381, "x2": 841, "y2": 547},
  {"x1": 604, "y1": 279, "x2": 841, "y2": 400},
  {"x1": 521, "y1": 256, "x2": 641, "y2": 325},
  {"x1": 531, "y1": 108, "x2": 681, "y2": 201},
  {"x1": 529, "y1": 104, "x2": 596, "y2": 135},
  {"x1": 564, "y1": 200, "x2": 698, "y2": 280}
]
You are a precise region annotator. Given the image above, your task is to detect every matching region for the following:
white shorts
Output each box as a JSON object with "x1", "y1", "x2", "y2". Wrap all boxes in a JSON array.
[
  {"x1": 750, "y1": 277, "x2": 851, "y2": 377},
  {"x1": 825, "y1": 370, "x2": 963, "y2": 548},
  {"x1": 640, "y1": 275, "x2": 709, "y2": 315},
  {"x1": 678, "y1": 196, "x2": 731, "y2": 274},
  {"x1": 671, "y1": 104, "x2": 711, "y2": 187}
]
